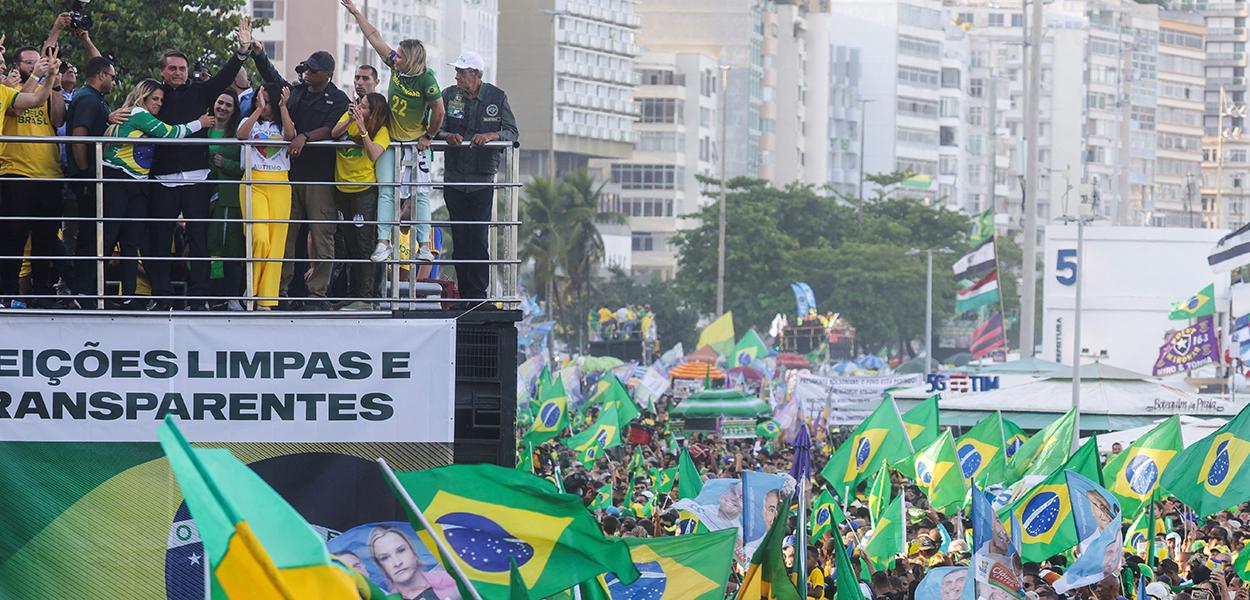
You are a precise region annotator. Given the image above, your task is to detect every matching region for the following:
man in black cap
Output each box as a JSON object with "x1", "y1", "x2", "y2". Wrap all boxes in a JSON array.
[
  {"x1": 145, "y1": 17, "x2": 254, "y2": 311},
  {"x1": 254, "y1": 47, "x2": 349, "y2": 310}
]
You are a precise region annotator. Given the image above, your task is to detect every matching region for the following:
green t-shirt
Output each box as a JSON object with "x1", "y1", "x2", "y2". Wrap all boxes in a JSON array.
[{"x1": 384, "y1": 59, "x2": 440, "y2": 141}]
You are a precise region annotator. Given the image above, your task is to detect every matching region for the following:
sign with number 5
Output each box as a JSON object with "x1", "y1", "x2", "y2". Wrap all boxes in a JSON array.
[{"x1": 1056, "y1": 249, "x2": 1077, "y2": 286}]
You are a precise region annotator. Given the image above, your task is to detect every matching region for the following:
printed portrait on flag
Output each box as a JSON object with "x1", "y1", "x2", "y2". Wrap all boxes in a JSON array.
[
  {"x1": 328, "y1": 522, "x2": 462, "y2": 600},
  {"x1": 672, "y1": 479, "x2": 745, "y2": 535},
  {"x1": 740, "y1": 471, "x2": 788, "y2": 558},
  {"x1": 915, "y1": 566, "x2": 968, "y2": 600},
  {"x1": 1053, "y1": 473, "x2": 1124, "y2": 594}
]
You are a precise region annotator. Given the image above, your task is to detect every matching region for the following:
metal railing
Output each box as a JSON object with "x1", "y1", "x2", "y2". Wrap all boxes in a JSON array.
[{"x1": 0, "y1": 135, "x2": 521, "y2": 313}]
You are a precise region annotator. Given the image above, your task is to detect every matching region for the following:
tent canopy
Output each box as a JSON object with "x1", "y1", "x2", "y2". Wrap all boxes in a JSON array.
[
  {"x1": 725, "y1": 366, "x2": 765, "y2": 381},
  {"x1": 669, "y1": 361, "x2": 725, "y2": 380},
  {"x1": 579, "y1": 355, "x2": 624, "y2": 373},
  {"x1": 686, "y1": 345, "x2": 719, "y2": 364},
  {"x1": 965, "y1": 357, "x2": 1067, "y2": 376},
  {"x1": 1080, "y1": 416, "x2": 1228, "y2": 452},
  {"x1": 669, "y1": 389, "x2": 771, "y2": 418}
]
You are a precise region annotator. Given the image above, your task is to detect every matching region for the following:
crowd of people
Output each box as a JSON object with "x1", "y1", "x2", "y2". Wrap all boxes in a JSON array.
[
  {"x1": 0, "y1": 2, "x2": 517, "y2": 311},
  {"x1": 520, "y1": 369, "x2": 1250, "y2": 599},
  {"x1": 589, "y1": 304, "x2": 657, "y2": 342}
]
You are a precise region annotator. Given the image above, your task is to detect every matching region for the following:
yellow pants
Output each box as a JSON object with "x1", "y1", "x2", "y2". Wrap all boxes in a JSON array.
[{"x1": 241, "y1": 170, "x2": 291, "y2": 307}]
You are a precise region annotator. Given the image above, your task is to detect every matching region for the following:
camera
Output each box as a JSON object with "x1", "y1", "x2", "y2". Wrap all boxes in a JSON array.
[{"x1": 67, "y1": 0, "x2": 93, "y2": 32}]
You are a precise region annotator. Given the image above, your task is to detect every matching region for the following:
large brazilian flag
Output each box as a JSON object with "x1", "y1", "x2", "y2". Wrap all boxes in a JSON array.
[{"x1": 581, "y1": 529, "x2": 736, "y2": 600}]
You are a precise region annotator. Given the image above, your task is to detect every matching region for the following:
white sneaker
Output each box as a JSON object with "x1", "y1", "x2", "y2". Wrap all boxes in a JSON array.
[
  {"x1": 417, "y1": 248, "x2": 435, "y2": 262},
  {"x1": 226, "y1": 300, "x2": 245, "y2": 312},
  {"x1": 370, "y1": 242, "x2": 392, "y2": 262}
]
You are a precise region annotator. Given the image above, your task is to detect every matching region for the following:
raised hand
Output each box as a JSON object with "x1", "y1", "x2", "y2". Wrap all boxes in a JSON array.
[
  {"x1": 44, "y1": 46, "x2": 62, "y2": 81},
  {"x1": 340, "y1": 0, "x2": 361, "y2": 16},
  {"x1": 278, "y1": 85, "x2": 290, "y2": 106},
  {"x1": 236, "y1": 16, "x2": 253, "y2": 52}
]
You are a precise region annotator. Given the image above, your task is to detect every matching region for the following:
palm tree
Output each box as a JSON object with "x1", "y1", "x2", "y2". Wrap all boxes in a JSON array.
[
  {"x1": 520, "y1": 176, "x2": 566, "y2": 319},
  {"x1": 558, "y1": 169, "x2": 624, "y2": 346}
]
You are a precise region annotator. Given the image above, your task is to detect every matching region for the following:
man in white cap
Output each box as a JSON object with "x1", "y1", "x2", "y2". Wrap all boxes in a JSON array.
[{"x1": 435, "y1": 51, "x2": 518, "y2": 305}]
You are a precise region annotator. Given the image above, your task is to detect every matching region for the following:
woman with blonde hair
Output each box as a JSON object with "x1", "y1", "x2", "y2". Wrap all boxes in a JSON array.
[
  {"x1": 366, "y1": 525, "x2": 458, "y2": 600},
  {"x1": 102, "y1": 78, "x2": 213, "y2": 307},
  {"x1": 341, "y1": 0, "x2": 445, "y2": 265}
]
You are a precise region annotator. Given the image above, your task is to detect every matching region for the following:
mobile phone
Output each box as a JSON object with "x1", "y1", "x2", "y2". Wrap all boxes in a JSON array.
[{"x1": 1191, "y1": 588, "x2": 1216, "y2": 600}]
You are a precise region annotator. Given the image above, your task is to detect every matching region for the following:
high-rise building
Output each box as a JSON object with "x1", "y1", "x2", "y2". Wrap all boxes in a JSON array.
[
  {"x1": 1194, "y1": 0, "x2": 1250, "y2": 228},
  {"x1": 1156, "y1": 11, "x2": 1207, "y2": 227},
  {"x1": 246, "y1": 0, "x2": 498, "y2": 98},
  {"x1": 497, "y1": 0, "x2": 641, "y2": 178}
]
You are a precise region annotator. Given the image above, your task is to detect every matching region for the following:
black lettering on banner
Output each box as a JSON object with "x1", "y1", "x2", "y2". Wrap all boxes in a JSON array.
[
  {"x1": 89, "y1": 392, "x2": 123, "y2": 420},
  {"x1": 381, "y1": 352, "x2": 410, "y2": 379},
  {"x1": 328, "y1": 394, "x2": 355, "y2": 420},
  {"x1": 295, "y1": 393, "x2": 325, "y2": 420},
  {"x1": 230, "y1": 351, "x2": 270, "y2": 379},
  {"x1": 126, "y1": 392, "x2": 159, "y2": 419},
  {"x1": 229, "y1": 394, "x2": 259, "y2": 421},
  {"x1": 195, "y1": 393, "x2": 227, "y2": 421},
  {"x1": 338, "y1": 351, "x2": 372, "y2": 379},
  {"x1": 74, "y1": 344, "x2": 109, "y2": 378},
  {"x1": 37, "y1": 349, "x2": 71, "y2": 386},
  {"x1": 16, "y1": 392, "x2": 51, "y2": 419},
  {"x1": 261, "y1": 393, "x2": 294, "y2": 420},
  {"x1": 304, "y1": 352, "x2": 337, "y2": 379},
  {"x1": 53, "y1": 391, "x2": 85, "y2": 419},
  {"x1": 187, "y1": 351, "x2": 214, "y2": 379},
  {"x1": 0, "y1": 391, "x2": 10, "y2": 417},
  {"x1": 157, "y1": 392, "x2": 191, "y2": 420},
  {"x1": 216, "y1": 351, "x2": 228, "y2": 377},
  {"x1": 274, "y1": 352, "x2": 305, "y2": 379},
  {"x1": 359, "y1": 393, "x2": 393, "y2": 421},
  {"x1": 144, "y1": 350, "x2": 177, "y2": 378},
  {"x1": 0, "y1": 349, "x2": 18, "y2": 376},
  {"x1": 111, "y1": 350, "x2": 142, "y2": 378}
]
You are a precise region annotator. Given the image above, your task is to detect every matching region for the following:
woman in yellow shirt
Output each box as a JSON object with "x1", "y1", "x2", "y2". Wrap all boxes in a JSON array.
[{"x1": 331, "y1": 93, "x2": 391, "y2": 307}]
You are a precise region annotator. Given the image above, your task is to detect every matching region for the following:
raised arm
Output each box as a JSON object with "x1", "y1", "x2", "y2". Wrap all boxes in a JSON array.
[
  {"x1": 73, "y1": 29, "x2": 102, "y2": 59},
  {"x1": 200, "y1": 16, "x2": 252, "y2": 98},
  {"x1": 277, "y1": 86, "x2": 295, "y2": 141},
  {"x1": 12, "y1": 52, "x2": 59, "y2": 112},
  {"x1": 350, "y1": 103, "x2": 385, "y2": 161},
  {"x1": 130, "y1": 108, "x2": 212, "y2": 138},
  {"x1": 340, "y1": 0, "x2": 393, "y2": 61},
  {"x1": 250, "y1": 41, "x2": 286, "y2": 86}
]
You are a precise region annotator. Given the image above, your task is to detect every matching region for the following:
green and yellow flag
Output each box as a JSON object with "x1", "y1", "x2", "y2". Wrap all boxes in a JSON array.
[
  {"x1": 1103, "y1": 416, "x2": 1182, "y2": 517},
  {"x1": 628, "y1": 446, "x2": 645, "y2": 474},
  {"x1": 585, "y1": 375, "x2": 641, "y2": 425},
  {"x1": 830, "y1": 519, "x2": 866, "y2": 599},
  {"x1": 736, "y1": 494, "x2": 801, "y2": 600},
  {"x1": 1001, "y1": 438, "x2": 1101, "y2": 563},
  {"x1": 1235, "y1": 535, "x2": 1250, "y2": 581},
  {"x1": 867, "y1": 461, "x2": 891, "y2": 528},
  {"x1": 1168, "y1": 283, "x2": 1215, "y2": 320},
  {"x1": 157, "y1": 417, "x2": 360, "y2": 600},
  {"x1": 810, "y1": 489, "x2": 844, "y2": 543},
  {"x1": 820, "y1": 397, "x2": 912, "y2": 499},
  {"x1": 697, "y1": 312, "x2": 736, "y2": 358},
  {"x1": 563, "y1": 404, "x2": 624, "y2": 466},
  {"x1": 969, "y1": 208, "x2": 995, "y2": 246},
  {"x1": 524, "y1": 373, "x2": 569, "y2": 443},
  {"x1": 517, "y1": 441, "x2": 535, "y2": 473},
  {"x1": 901, "y1": 395, "x2": 940, "y2": 450},
  {"x1": 954, "y1": 412, "x2": 1009, "y2": 484},
  {"x1": 913, "y1": 430, "x2": 967, "y2": 515},
  {"x1": 509, "y1": 558, "x2": 531, "y2": 600},
  {"x1": 386, "y1": 464, "x2": 640, "y2": 600},
  {"x1": 730, "y1": 328, "x2": 770, "y2": 368},
  {"x1": 1160, "y1": 403, "x2": 1250, "y2": 517},
  {"x1": 651, "y1": 467, "x2": 677, "y2": 494},
  {"x1": 1002, "y1": 417, "x2": 1029, "y2": 460},
  {"x1": 678, "y1": 448, "x2": 703, "y2": 500},
  {"x1": 1123, "y1": 504, "x2": 1163, "y2": 557},
  {"x1": 756, "y1": 418, "x2": 782, "y2": 440},
  {"x1": 590, "y1": 484, "x2": 614, "y2": 511},
  {"x1": 582, "y1": 529, "x2": 736, "y2": 600},
  {"x1": 1010, "y1": 408, "x2": 1077, "y2": 481},
  {"x1": 864, "y1": 493, "x2": 905, "y2": 571}
]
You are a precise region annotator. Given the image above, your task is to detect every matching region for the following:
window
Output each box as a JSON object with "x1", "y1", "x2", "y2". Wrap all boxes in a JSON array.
[
  {"x1": 940, "y1": 126, "x2": 957, "y2": 147},
  {"x1": 1011, "y1": 13, "x2": 1024, "y2": 27},
  {"x1": 940, "y1": 97, "x2": 959, "y2": 118},
  {"x1": 261, "y1": 41, "x2": 284, "y2": 61},
  {"x1": 988, "y1": 13, "x2": 1004, "y2": 27},
  {"x1": 638, "y1": 132, "x2": 680, "y2": 153},
  {"x1": 896, "y1": 158, "x2": 937, "y2": 176},
  {"x1": 939, "y1": 155, "x2": 958, "y2": 175},
  {"x1": 700, "y1": 108, "x2": 712, "y2": 128},
  {"x1": 1160, "y1": 28, "x2": 1203, "y2": 50},
  {"x1": 611, "y1": 164, "x2": 683, "y2": 190},
  {"x1": 898, "y1": 36, "x2": 941, "y2": 59},
  {"x1": 897, "y1": 96, "x2": 939, "y2": 118},
  {"x1": 896, "y1": 127, "x2": 938, "y2": 146},
  {"x1": 968, "y1": 78, "x2": 984, "y2": 98},
  {"x1": 1159, "y1": 54, "x2": 1204, "y2": 77},
  {"x1": 941, "y1": 68, "x2": 961, "y2": 89},
  {"x1": 1091, "y1": 39, "x2": 1119, "y2": 56},
  {"x1": 897, "y1": 65, "x2": 940, "y2": 88},
  {"x1": 636, "y1": 98, "x2": 682, "y2": 124},
  {"x1": 622, "y1": 198, "x2": 675, "y2": 218},
  {"x1": 899, "y1": 3, "x2": 942, "y2": 29},
  {"x1": 253, "y1": 0, "x2": 283, "y2": 20},
  {"x1": 631, "y1": 232, "x2": 654, "y2": 252},
  {"x1": 967, "y1": 106, "x2": 985, "y2": 126},
  {"x1": 638, "y1": 69, "x2": 684, "y2": 86}
]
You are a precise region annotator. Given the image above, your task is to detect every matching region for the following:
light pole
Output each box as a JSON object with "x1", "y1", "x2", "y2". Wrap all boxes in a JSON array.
[
  {"x1": 1020, "y1": 0, "x2": 1045, "y2": 358},
  {"x1": 857, "y1": 98, "x2": 874, "y2": 204},
  {"x1": 717, "y1": 64, "x2": 732, "y2": 316},
  {"x1": 1056, "y1": 213, "x2": 1095, "y2": 451},
  {"x1": 908, "y1": 248, "x2": 951, "y2": 375}
]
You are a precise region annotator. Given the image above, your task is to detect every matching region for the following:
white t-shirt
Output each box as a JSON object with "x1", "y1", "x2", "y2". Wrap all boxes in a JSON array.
[{"x1": 245, "y1": 121, "x2": 289, "y2": 172}]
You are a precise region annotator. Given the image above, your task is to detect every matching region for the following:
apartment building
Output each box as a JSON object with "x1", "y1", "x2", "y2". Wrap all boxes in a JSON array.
[{"x1": 1156, "y1": 11, "x2": 1207, "y2": 227}]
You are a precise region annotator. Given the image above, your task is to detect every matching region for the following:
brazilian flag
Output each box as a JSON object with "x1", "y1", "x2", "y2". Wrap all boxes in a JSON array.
[
  {"x1": 810, "y1": 489, "x2": 844, "y2": 543},
  {"x1": 563, "y1": 405, "x2": 624, "y2": 467},
  {"x1": 1003, "y1": 417, "x2": 1029, "y2": 460},
  {"x1": 158, "y1": 417, "x2": 361, "y2": 599},
  {"x1": 651, "y1": 467, "x2": 677, "y2": 494},
  {"x1": 677, "y1": 448, "x2": 703, "y2": 499},
  {"x1": 585, "y1": 374, "x2": 640, "y2": 425},
  {"x1": 820, "y1": 396, "x2": 913, "y2": 499},
  {"x1": 387, "y1": 464, "x2": 640, "y2": 600},
  {"x1": 731, "y1": 328, "x2": 771, "y2": 368},
  {"x1": 517, "y1": 441, "x2": 535, "y2": 473},
  {"x1": 867, "y1": 461, "x2": 891, "y2": 528},
  {"x1": 999, "y1": 438, "x2": 1100, "y2": 563},
  {"x1": 590, "y1": 484, "x2": 614, "y2": 511},
  {"x1": 1103, "y1": 416, "x2": 1182, "y2": 517},
  {"x1": 954, "y1": 412, "x2": 1010, "y2": 485},
  {"x1": 901, "y1": 395, "x2": 940, "y2": 450},
  {"x1": 676, "y1": 509, "x2": 710, "y2": 535},
  {"x1": 864, "y1": 494, "x2": 905, "y2": 570},
  {"x1": 1010, "y1": 408, "x2": 1077, "y2": 482},
  {"x1": 1168, "y1": 283, "x2": 1215, "y2": 320},
  {"x1": 627, "y1": 446, "x2": 645, "y2": 474},
  {"x1": 582, "y1": 529, "x2": 736, "y2": 600},
  {"x1": 912, "y1": 430, "x2": 966, "y2": 515},
  {"x1": 1160, "y1": 402, "x2": 1250, "y2": 517},
  {"x1": 756, "y1": 418, "x2": 782, "y2": 440},
  {"x1": 524, "y1": 373, "x2": 569, "y2": 443}
]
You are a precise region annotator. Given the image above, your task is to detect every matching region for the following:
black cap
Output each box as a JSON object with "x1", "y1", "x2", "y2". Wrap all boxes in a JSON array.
[{"x1": 295, "y1": 50, "x2": 335, "y2": 74}]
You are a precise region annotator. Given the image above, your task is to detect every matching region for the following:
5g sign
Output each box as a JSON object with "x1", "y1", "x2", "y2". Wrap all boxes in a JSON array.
[{"x1": 1055, "y1": 249, "x2": 1077, "y2": 286}]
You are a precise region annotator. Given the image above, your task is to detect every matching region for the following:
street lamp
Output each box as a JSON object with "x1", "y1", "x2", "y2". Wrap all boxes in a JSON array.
[
  {"x1": 1055, "y1": 212, "x2": 1097, "y2": 451},
  {"x1": 717, "y1": 64, "x2": 732, "y2": 315},
  {"x1": 908, "y1": 248, "x2": 954, "y2": 375}
]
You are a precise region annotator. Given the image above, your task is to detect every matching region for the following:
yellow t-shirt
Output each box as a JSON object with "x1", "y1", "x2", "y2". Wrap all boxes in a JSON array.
[
  {"x1": 335, "y1": 113, "x2": 390, "y2": 193},
  {"x1": 0, "y1": 85, "x2": 17, "y2": 130},
  {"x1": 1, "y1": 95, "x2": 62, "y2": 178}
]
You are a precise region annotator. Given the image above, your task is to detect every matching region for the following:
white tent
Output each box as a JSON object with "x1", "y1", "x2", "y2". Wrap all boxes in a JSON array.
[
  {"x1": 894, "y1": 362, "x2": 1244, "y2": 431},
  {"x1": 1080, "y1": 416, "x2": 1228, "y2": 452}
]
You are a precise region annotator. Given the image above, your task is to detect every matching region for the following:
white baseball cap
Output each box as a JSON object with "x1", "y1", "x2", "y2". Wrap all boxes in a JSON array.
[
  {"x1": 449, "y1": 51, "x2": 485, "y2": 72},
  {"x1": 1145, "y1": 582, "x2": 1173, "y2": 600}
]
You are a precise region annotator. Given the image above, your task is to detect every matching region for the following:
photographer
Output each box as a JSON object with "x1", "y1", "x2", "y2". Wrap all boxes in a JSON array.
[{"x1": 143, "y1": 17, "x2": 253, "y2": 311}]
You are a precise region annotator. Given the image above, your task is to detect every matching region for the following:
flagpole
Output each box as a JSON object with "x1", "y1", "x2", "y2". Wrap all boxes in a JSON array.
[
  {"x1": 798, "y1": 474, "x2": 808, "y2": 598},
  {"x1": 377, "y1": 458, "x2": 487, "y2": 600}
]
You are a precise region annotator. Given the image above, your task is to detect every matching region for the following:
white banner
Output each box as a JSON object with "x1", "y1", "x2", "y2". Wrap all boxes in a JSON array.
[
  {"x1": 0, "y1": 316, "x2": 455, "y2": 443},
  {"x1": 792, "y1": 374, "x2": 921, "y2": 424}
]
